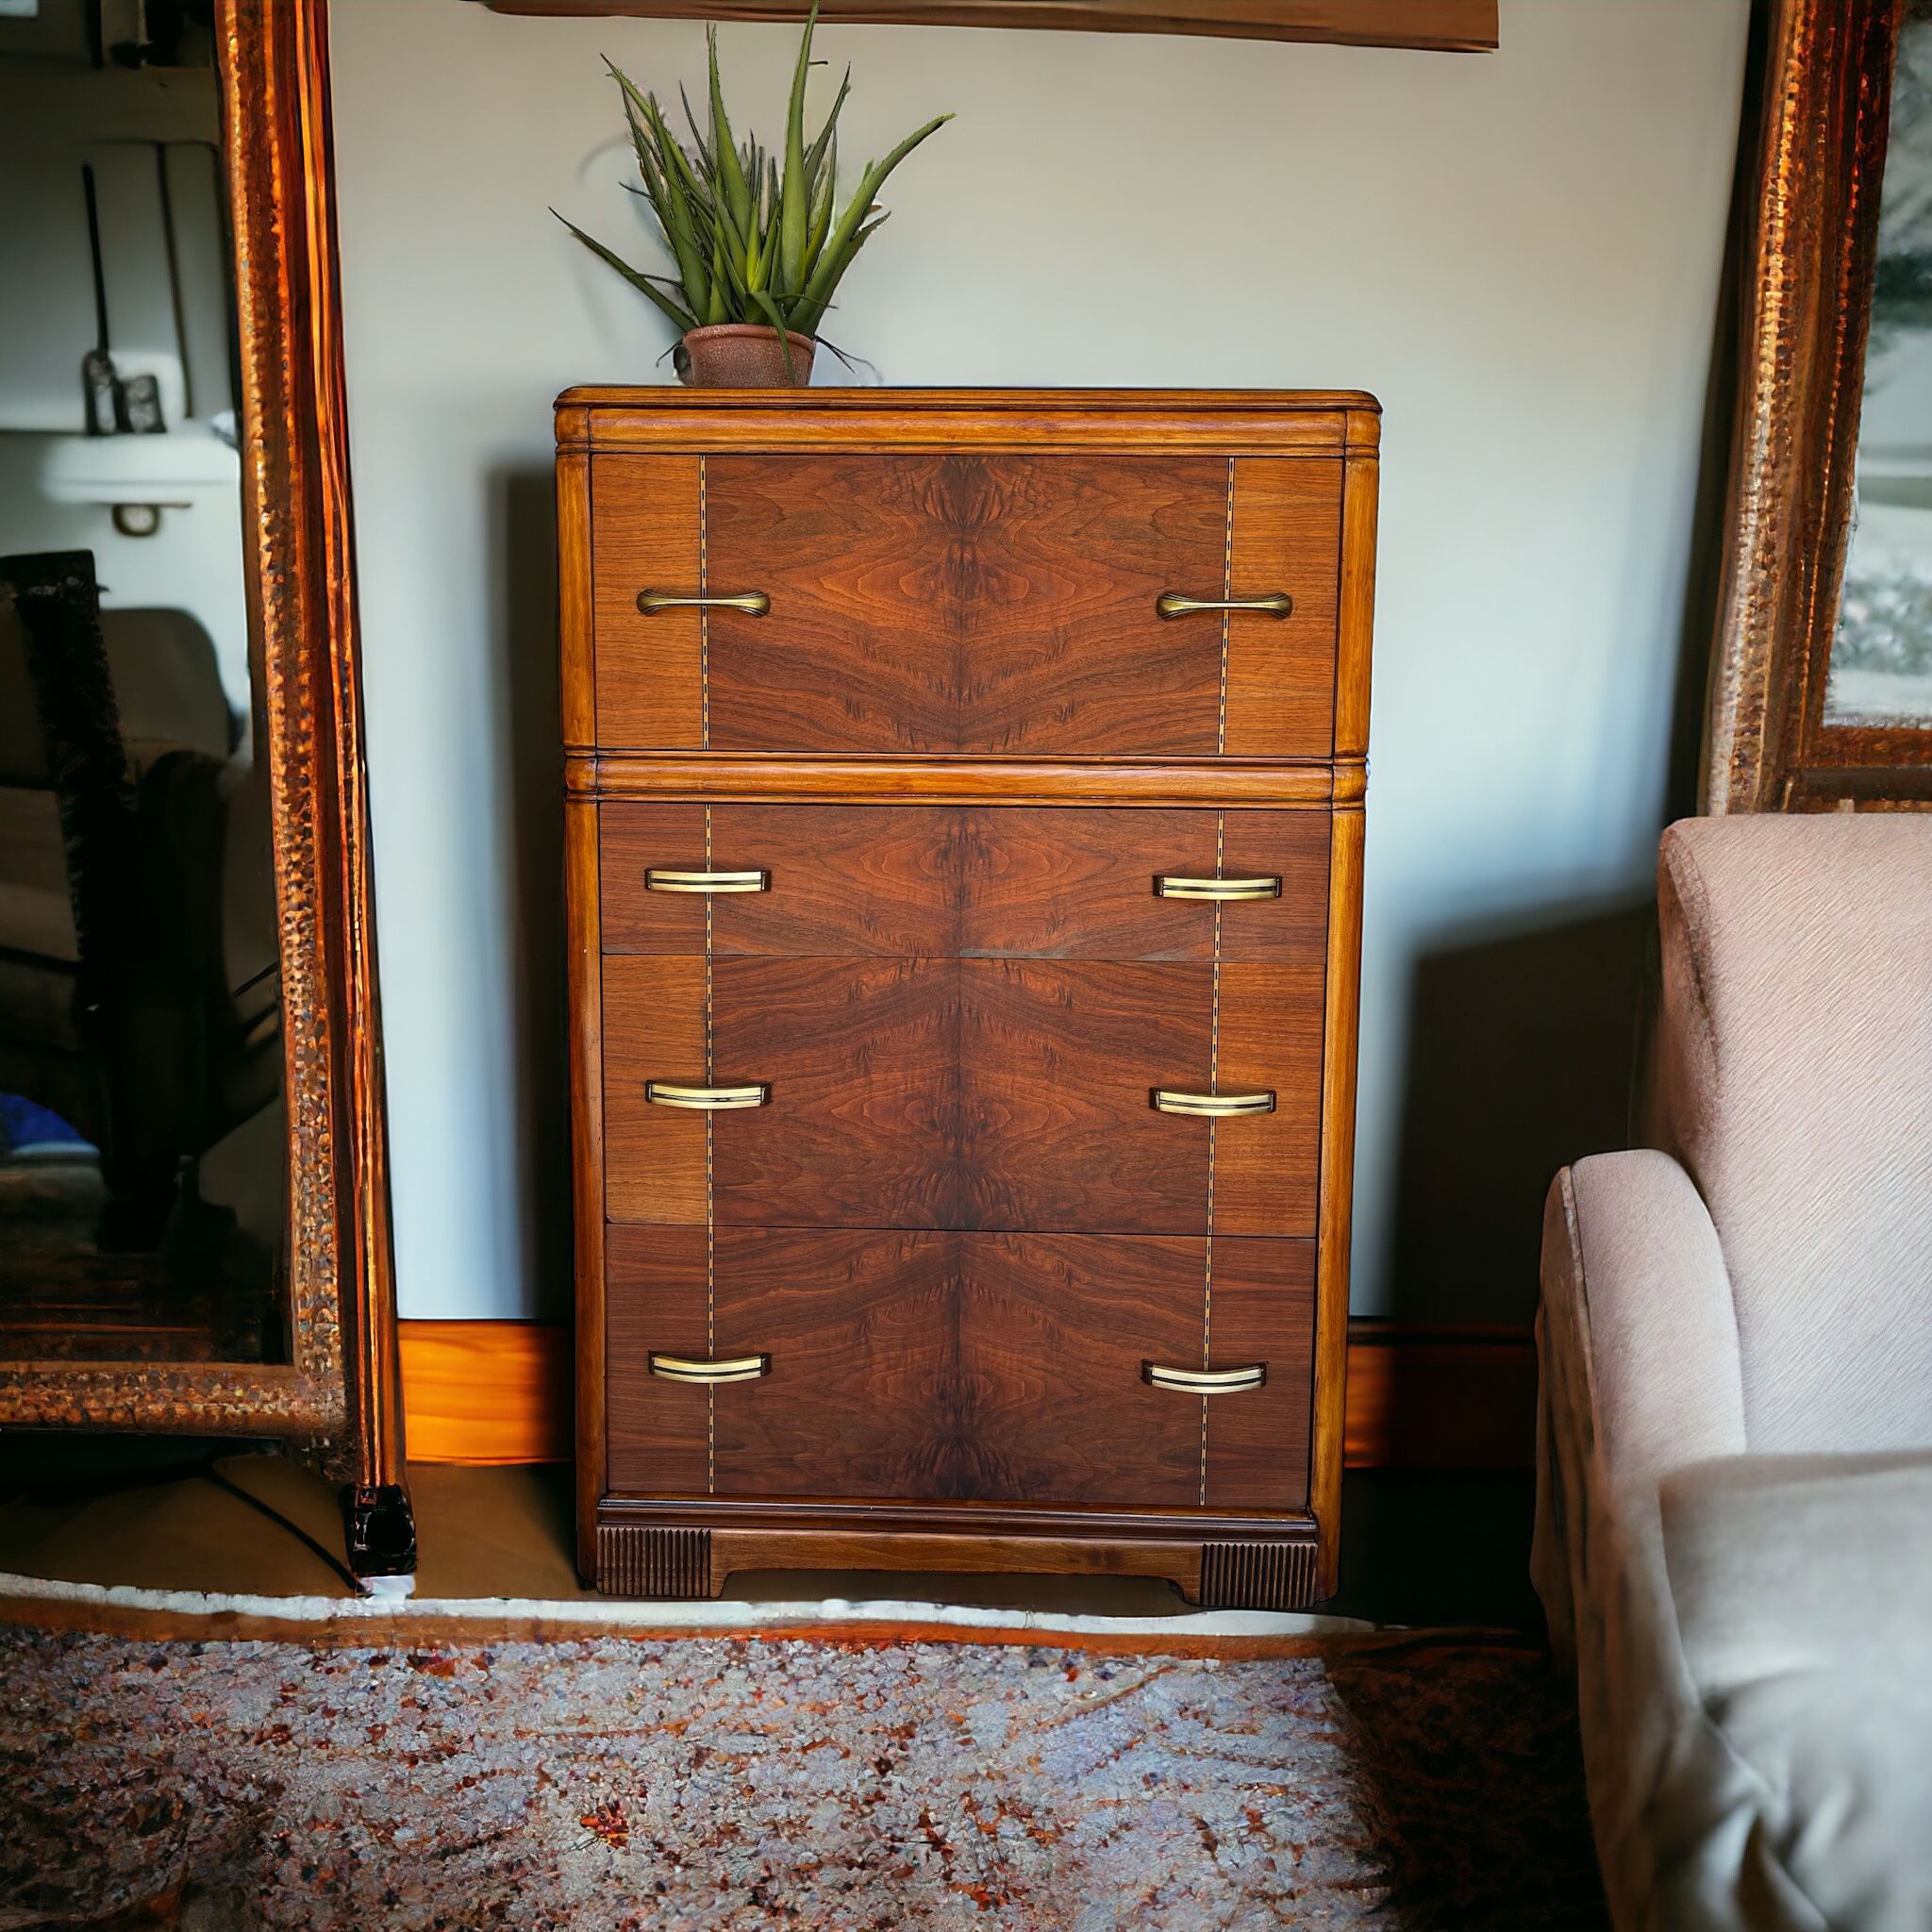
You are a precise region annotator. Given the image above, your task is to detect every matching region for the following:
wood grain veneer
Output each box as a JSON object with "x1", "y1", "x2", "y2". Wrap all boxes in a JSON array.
[
  {"x1": 590, "y1": 451, "x2": 1343, "y2": 757},
  {"x1": 600, "y1": 804, "x2": 1329, "y2": 958},
  {"x1": 606, "y1": 1225, "x2": 1313, "y2": 1511},
  {"x1": 563, "y1": 390, "x2": 1377, "y2": 1603},
  {"x1": 603, "y1": 955, "x2": 1322, "y2": 1235},
  {"x1": 565, "y1": 795, "x2": 608, "y2": 1560}
]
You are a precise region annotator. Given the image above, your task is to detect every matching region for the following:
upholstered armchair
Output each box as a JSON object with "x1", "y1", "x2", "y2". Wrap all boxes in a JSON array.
[{"x1": 1534, "y1": 814, "x2": 1932, "y2": 1932}]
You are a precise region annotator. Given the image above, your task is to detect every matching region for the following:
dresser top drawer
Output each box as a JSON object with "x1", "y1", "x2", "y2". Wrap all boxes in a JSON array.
[
  {"x1": 557, "y1": 387, "x2": 1380, "y2": 458},
  {"x1": 578, "y1": 450, "x2": 1354, "y2": 758}
]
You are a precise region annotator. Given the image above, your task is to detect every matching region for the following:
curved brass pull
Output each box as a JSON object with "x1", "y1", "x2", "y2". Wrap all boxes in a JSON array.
[
  {"x1": 645, "y1": 1081, "x2": 770, "y2": 1110},
  {"x1": 1155, "y1": 874, "x2": 1282, "y2": 902},
  {"x1": 645, "y1": 868, "x2": 771, "y2": 894},
  {"x1": 649, "y1": 1352, "x2": 771, "y2": 1386},
  {"x1": 1156, "y1": 591, "x2": 1293, "y2": 620},
  {"x1": 1152, "y1": 1089, "x2": 1276, "y2": 1117},
  {"x1": 636, "y1": 589, "x2": 771, "y2": 617},
  {"x1": 1143, "y1": 1361, "x2": 1267, "y2": 1394}
]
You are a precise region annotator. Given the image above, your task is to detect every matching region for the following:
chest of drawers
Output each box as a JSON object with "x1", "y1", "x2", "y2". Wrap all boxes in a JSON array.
[{"x1": 559, "y1": 390, "x2": 1377, "y2": 1607}]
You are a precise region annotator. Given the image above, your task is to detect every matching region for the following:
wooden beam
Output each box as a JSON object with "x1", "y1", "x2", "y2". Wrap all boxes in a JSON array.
[
  {"x1": 477, "y1": 1, "x2": 1499, "y2": 54},
  {"x1": 402, "y1": 1317, "x2": 1535, "y2": 1469}
]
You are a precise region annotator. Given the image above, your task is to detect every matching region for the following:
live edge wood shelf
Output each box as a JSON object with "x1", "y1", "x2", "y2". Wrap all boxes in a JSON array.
[{"x1": 559, "y1": 389, "x2": 1378, "y2": 1607}]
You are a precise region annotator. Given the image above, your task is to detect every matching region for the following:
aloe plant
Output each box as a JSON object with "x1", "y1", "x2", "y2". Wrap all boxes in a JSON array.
[{"x1": 555, "y1": 3, "x2": 950, "y2": 364}]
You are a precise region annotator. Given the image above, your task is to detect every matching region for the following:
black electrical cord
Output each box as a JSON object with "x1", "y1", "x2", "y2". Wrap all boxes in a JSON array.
[{"x1": 199, "y1": 1462, "x2": 368, "y2": 1598}]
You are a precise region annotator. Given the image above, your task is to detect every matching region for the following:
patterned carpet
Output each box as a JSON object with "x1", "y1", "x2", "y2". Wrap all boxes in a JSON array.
[{"x1": 0, "y1": 1624, "x2": 1603, "y2": 1930}]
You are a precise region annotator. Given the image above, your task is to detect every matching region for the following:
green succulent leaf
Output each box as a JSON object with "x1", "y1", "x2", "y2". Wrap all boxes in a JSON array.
[
  {"x1": 553, "y1": 209, "x2": 698, "y2": 334},
  {"x1": 803, "y1": 134, "x2": 836, "y2": 280},
  {"x1": 709, "y1": 28, "x2": 754, "y2": 235},
  {"x1": 798, "y1": 113, "x2": 949, "y2": 316},
  {"x1": 805, "y1": 65, "x2": 851, "y2": 188},
  {"x1": 779, "y1": 0, "x2": 819, "y2": 297},
  {"x1": 749, "y1": 287, "x2": 802, "y2": 382}
]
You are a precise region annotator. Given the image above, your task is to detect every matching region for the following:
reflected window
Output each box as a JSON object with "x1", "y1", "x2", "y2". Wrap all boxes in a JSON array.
[{"x1": 1828, "y1": 0, "x2": 1932, "y2": 728}]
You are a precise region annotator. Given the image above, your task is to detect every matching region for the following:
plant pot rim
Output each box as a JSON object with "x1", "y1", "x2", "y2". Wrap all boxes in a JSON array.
[{"x1": 682, "y1": 322, "x2": 817, "y2": 346}]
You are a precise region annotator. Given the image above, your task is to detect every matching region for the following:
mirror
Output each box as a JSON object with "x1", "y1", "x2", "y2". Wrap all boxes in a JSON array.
[
  {"x1": 1826, "y1": 2, "x2": 1932, "y2": 731},
  {"x1": 0, "y1": 0, "x2": 290, "y2": 1366},
  {"x1": 0, "y1": 0, "x2": 409, "y2": 1583},
  {"x1": 1706, "y1": 0, "x2": 1932, "y2": 811}
]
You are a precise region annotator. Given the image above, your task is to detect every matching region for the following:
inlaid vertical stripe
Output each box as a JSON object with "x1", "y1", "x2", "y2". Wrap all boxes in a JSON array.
[
  {"x1": 1200, "y1": 808, "x2": 1225, "y2": 1505},
  {"x1": 1206, "y1": 457, "x2": 1236, "y2": 1496},
  {"x1": 698, "y1": 454, "x2": 709, "y2": 752},
  {"x1": 699, "y1": 456, "x2": 714, "y2": 1491},
  {"x1": 1218, "y1": 457, "x2": 1235, "y2": 757}
]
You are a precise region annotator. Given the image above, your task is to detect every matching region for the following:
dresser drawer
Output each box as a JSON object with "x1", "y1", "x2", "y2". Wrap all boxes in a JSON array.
[
  {"x1": 600, "y1": 803, "x2": 1329, "y2": 959},
  {"x1": 603, "y1": 954, "x2": 1322, "y2": 1236},
  {"x1": 590, "y1": 453, "x2": 1341, "y2": 757},
  {"x1": 605, "y1": 1224, "x2": 1313, "y2": 1512}
]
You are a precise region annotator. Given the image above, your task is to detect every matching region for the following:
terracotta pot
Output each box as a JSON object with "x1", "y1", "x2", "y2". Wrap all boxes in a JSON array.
[{"x1": 676, "y1": 324, "x2": 817, "y2": 389}]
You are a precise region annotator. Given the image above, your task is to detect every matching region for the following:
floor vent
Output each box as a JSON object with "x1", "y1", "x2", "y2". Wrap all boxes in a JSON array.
[
  {"x1": 596, "y1": 1524, "x2": 713, "y2": 1599},
  {"x1": 1198, "y1": 1538, "x2": 1319, "y2": 1610}
]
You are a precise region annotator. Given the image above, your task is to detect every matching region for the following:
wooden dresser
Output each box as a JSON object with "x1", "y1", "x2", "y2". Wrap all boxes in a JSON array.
[{"x1": 559, "y1": 389, "x2": 1377, "y2": 1607}]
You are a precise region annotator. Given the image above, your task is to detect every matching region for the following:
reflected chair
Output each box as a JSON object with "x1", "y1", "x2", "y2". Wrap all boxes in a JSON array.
[{"x1": 0, "y1": 551, "x2": 278, "y2": 1246}]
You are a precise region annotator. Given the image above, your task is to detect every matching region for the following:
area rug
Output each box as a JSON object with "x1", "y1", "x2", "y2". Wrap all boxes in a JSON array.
[{"x1": 0, "y1": 1614, "x2": 1604, "y2": 1931}]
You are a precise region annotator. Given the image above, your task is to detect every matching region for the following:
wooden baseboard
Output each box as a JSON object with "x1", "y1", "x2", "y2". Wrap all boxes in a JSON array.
[
  {"x1": 399, "y1": 1320, "x2": 573, "y2": 1465},
  {"x1": 1340, "y1": 1322, "x2": 1537, "y2": 1469},
  {"x1": 400, "y1": 1318, "x2": 1535, "y2": 1471}
]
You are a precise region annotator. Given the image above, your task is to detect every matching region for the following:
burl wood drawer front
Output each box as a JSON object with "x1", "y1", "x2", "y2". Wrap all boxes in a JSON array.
[
  {"x1": 604, "y1": 954, "x2": 1323, "y2": 1236},
  {"x1": 590, "y1": 453, "x2": 1341, "y2": 756},
  {"x1": 600, "y1": 804, "x2": 1329, "y2": 960},
  {"x1": 605, "y1": 1224, "x2": 1313, "y2": 1512}
]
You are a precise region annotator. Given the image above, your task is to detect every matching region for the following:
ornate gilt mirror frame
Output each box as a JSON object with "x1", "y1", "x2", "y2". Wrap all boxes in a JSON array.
[
  {"x1": 0, "y1": 0, "x2": 409, "y2": 1574},
  {"x1": 1705, "y1": 0, "x2": 1932, "y2": 810}
]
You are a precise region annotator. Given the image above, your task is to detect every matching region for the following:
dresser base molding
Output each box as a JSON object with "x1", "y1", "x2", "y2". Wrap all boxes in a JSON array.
[{"x1": 591, "y1": 1499, "x2": 1324, "y2": 1607}]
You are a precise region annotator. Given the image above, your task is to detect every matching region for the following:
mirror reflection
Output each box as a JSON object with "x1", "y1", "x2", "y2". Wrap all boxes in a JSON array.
[
  {"x1": 1828, "y1": 0, "x2": 1932, "y2": 729},
  {"x1": 0, "y1": 0, "x2": 288, "y2": 1364}
]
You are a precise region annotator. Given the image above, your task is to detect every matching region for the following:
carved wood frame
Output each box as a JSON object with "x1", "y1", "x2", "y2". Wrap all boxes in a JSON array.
[
  {"x1": 1704, "y1": 0, "x2": 1932, "y2": 810},
  {"x1": 0, "y1": 0, "x2": 405, "y2": 1489}
]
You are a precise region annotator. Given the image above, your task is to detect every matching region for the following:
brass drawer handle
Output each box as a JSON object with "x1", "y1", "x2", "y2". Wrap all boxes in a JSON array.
[
  {"x1": 1144, "y1": 1361, "x2": 1267, "y2": 1394},
  {"x1": 636, "y1": 589, "x2": 771, "y2": 617},
  {"x1": 1156, "y1": 591, "x2": 1293, "y2": 620},
  {"x1": 1155, "y1": 874, "x2": 1283, "y2": 902},
  {"x1": 649, "y1": 1352, "x2": 772, "y2": 1386},
  {"x1": 645, "y1": 868, "x2": 771, "y2": 894},
  {"x1": 644, "y1": 1081, "x2": 770, "y2": 1110},
  {"x1": 1152, "y1": 1089, "x2": 1276, "y2": 1117}
]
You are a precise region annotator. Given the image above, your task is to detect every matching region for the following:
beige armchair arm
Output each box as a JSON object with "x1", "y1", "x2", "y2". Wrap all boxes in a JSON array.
[
  {"x1": 1535, "y1": 1150, "x2": 1745, "y2": 1660},
  {"x1": 1533, "y1": 1151, "x2": 1748, "y2": 1928},
  {"x1": 1550, "y1": 1151, "x2": 1746, "y2": 1487}
]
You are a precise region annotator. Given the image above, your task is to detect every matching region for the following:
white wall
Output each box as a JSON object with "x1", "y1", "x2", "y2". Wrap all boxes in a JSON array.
[{"x1": 328, "y1": 0, "x2": 1749, "y2": 1323}]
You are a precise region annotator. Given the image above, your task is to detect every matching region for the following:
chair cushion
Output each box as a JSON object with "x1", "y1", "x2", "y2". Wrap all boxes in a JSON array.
[
  {"x1": 1653, "y1": 816, "x2": 1932, "y2": 1454},
  {"x1": 1661, "y1": 1451, "x2": 1932, "y2": 1931}
]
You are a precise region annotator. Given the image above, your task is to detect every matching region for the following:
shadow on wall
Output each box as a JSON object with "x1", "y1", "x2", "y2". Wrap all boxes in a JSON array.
[
  {"x1": 491, "y1": 464, "x2": 571, "y2": 1319},
  {"x1": 1384, "y1": 899, "x2": 1654, "y2": 1328}
]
